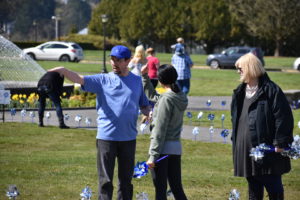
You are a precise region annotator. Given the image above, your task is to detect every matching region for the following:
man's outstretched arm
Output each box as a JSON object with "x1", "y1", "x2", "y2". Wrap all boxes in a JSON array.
[{"x1": 49, "y1": 66, "x2": 84, "y2": 85}]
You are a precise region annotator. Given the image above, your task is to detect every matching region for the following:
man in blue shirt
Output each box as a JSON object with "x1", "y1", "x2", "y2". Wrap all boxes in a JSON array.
[
  {"x1": 49, "y1": 45, "x2": 150, "y2": 200},
  {"x1": 171, "y1": 51, "x2": 193, "y2": 95},
  {"x1": 171, "y1": 37, "x2": 185, "y2": 56}
]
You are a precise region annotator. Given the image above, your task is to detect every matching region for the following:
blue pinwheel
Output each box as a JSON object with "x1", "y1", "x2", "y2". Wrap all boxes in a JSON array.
[
  {"x1": 250, "y1": 135, "x2": 300, "y2": 161},
  {"x1": 221, "y1": 114, "x2": 225, "y2": 128},
  {"x1": 6, "y1": 185, "x2": 19, "y2": 200},
  {"x1": 80, "y1": 186, "x2": 92, "y2": 200},
  {"x1": 229, "y1": 189, "x2": 240, "y2": 200},
  {"x1": 192, "y1": 127, "x2": 200, "y2": 141},
  {"x1": 221, "y1": 100, "x2": 226, "y2": 107},
  {"x1": 133, "y1": 161, "x2": 149, "y2": 178},
  {"x1": 206, "y1": 99, "x2": 212, "y2": 108},
  {"x1": 220, "y1": 129, "x2": 229, "y2": 143},
  {"x1": 186, "y1": 111, "x2": 193, "y2": 125},
  {"x1": 10, "y1": 108, "x2": 16, "y2": 121},
  {"x1": 133, "y1": 155, "x2": 169, "y2": 178},
  {"x1": 207, "y1": 113, "x2": 215, "y2": 126}
]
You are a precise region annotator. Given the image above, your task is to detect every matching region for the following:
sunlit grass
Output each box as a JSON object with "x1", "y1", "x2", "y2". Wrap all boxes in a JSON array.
[
  {"x1": 0, "y1": 123, "x2": 299, "y2": 199},
  {"x1": 190, "y1": 69, "x2": 300, "y2": 96},
  {"x1": 82, "y1": 50, "x2": 297, "y2": 69}
]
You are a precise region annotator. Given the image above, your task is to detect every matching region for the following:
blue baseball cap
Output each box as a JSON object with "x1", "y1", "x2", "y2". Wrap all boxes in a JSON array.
[{"x1": 110, "y1": 45, "x2": 131, "y2": 59}]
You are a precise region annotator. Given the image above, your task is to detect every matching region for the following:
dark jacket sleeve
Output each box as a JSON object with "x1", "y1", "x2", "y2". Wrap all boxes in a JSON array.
[{"x1": 269, "y1": 86, "x2": 294, "y2": 148}]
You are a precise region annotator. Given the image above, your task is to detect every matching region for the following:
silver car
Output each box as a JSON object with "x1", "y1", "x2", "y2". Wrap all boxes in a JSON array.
[
  {"x1": 23, "y1": 41, "x2": 84, "y2": 62},
  {"x1": 206, "y1": 46, "x2": 264, "y2": 69}
]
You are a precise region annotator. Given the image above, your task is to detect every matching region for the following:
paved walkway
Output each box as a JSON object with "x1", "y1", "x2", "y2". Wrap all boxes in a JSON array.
[{"x1": 2, "y1": 96, "x2": 233, "y2": 144}]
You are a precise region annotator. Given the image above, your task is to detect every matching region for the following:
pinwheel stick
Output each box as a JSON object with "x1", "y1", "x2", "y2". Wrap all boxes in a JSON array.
[{"x1": 156, "y1": 155, "x2": 169, "y2": 163}]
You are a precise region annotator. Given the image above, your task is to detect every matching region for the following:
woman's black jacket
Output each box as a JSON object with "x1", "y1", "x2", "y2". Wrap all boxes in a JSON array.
[{"x1": 231, "y1": 73, "x2": 294, "y2": 175}]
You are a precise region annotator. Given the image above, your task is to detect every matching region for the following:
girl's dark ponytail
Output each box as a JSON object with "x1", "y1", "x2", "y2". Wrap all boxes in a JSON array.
[{"x1": 171, "y1": 83, "x2": 180, "y2": 93}]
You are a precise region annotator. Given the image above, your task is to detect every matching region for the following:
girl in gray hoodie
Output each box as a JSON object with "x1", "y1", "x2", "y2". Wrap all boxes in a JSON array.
[{"x1": 141, "y1": 64, "x2": 188, "y2": 200}]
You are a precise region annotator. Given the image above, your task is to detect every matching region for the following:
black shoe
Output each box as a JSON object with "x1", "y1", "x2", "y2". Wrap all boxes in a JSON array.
[
  {"x1": 39, "y1": 123, "x2": 44, "y2": 127},
  {"x1": 59, "y1": 124, "x2": 70, "y2": 129}
]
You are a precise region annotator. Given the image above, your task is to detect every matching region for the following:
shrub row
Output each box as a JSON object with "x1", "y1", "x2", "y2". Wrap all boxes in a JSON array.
[{"x1": 14, "y1": 34, "x2": 133, "y2": 50}]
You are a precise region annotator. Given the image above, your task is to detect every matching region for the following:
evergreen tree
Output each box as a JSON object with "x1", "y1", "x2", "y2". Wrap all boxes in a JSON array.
[
  {"x1": 11, "y1": 0, "x2": 55, "y2": 41},
  {"x1": 89, "y1": 0, "x2": 130, "y2": 39},
  {"x1": 60, "y1": 0, "x2": 91, "y2": 35},
  {"x1": 191, "y1": 0, "x2": 234, "y2": 54}
]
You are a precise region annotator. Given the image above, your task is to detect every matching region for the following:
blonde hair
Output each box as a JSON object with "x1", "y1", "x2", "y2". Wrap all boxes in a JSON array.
[
  {"x1": 235, "y1": 53, "x2": 265, "y2": 83},
  {"x1": 133, "y1": 45, "x2": 146, "y2": 63},
  {"x1": 177, "y1": 37, "x2": 184, "y2": 43}
]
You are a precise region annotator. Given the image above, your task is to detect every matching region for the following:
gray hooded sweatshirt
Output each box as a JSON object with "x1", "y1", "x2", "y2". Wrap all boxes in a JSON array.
[{"x1": 142, "y1": 74, "x2": 188, "y2": 162}]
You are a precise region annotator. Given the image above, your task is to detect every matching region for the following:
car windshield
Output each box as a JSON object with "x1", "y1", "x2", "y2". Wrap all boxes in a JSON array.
[{"x1": 41, "y1": 43, "x2": 53, "y2": 49}]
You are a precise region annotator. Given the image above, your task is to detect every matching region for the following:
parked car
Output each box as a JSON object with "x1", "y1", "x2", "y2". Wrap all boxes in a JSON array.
[
  {"x1": 293, "y1": 57, "x2": 300, "y2": 70},
  {"x1": 23, "y1": 41, "x2": 84, "y2": 62},
  {"x1": 206, "y1": 46, "x2": 265, "y2": 69}
]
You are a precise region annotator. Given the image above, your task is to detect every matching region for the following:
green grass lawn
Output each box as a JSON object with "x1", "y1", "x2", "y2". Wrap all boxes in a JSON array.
[
  {"x1": 0, "y1": 123, "x2": 299, "y2": 199},
  {"x1": 189, "y1": 69, "x2": 300, "y2": 96},
  {"x1": 82, "y1": 50, "x2": 297, "y2": 69}
]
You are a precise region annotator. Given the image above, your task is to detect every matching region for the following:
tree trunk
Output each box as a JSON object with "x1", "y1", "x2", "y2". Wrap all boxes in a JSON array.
[{"x1": 274, "y1": 39, "x2": 281, "y2": 57}]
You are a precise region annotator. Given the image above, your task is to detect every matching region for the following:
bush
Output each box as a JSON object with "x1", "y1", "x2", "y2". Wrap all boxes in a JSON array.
[
  {"x1": 14, "y1": 34, "x2": 133, "y2": 51},
  {"x1": 61, "y1": 34, "x2": 133, "y2": 50},
  {"x1": 14, "y1": 41, "x2": 43, "y2": 49}
]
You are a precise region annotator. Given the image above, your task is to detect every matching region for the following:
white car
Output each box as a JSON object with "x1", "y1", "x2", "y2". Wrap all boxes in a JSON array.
[
  {"x1": 293, "y1": 57, "x2": 300, "y2": 70},
  {"x1": 23, "y1": 41, "x2": 84, "y2": 62}
]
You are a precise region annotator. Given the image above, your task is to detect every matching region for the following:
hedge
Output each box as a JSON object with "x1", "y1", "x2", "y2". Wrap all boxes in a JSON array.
[{"x1": 13, "y1": 34, "x2": 133, "y2": 51}]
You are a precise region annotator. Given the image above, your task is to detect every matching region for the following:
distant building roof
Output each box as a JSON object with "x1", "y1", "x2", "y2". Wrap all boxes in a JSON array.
[{"x1": 78, "y1": 27, "x2": 88, "y2": 35}]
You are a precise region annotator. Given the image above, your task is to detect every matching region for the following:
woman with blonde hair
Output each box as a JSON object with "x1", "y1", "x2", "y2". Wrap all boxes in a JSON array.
[
  {"x1": 231, "y1": 53, "x2": 294, "y2": 200},
  {"x1": 128, "y1": 45, "x2": 148, "y2": 76}
]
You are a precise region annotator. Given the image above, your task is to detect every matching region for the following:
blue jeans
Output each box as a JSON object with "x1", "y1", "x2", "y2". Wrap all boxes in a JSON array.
[
  {"x1": 96, "y1": 139, "x2": 136, "y2": 200},
  {"x1": 176, "y1": 79, "x2": 190, "y2": 95},
  {"x1": 38, "y1": 91, "x2": 63, "y2": 121},
  {"x1": 246, "y1": 175, "x2": 283, "y2": 200}
]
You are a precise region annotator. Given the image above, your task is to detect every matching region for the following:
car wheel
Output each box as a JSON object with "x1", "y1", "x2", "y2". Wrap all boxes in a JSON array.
[
  {"x1": 74, "y1": 58, "x2": 80, "y2": 63},
  {"x1": 210, "y1": 60, "x2": 220, "y2": 69},
  {"x1": 59, "y1": 55, "x2": 70, "y2": 62},
  {"x1": 27, "y1": 53, "x2": 36, "y2": 60},
  {"x1": 297, "y1": 64, "x2": 300, "y2": 71}
]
